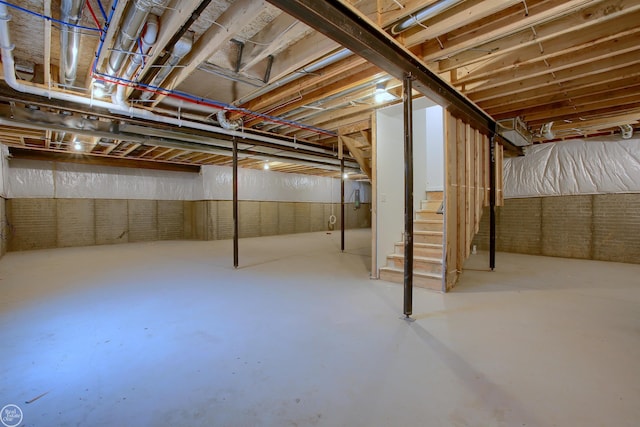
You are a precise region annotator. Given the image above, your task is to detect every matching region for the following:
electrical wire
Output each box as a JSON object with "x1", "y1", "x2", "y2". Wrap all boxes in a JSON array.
[
  {"x1": 94, "y1": 0, "x2": 107, "y2": 21},
  {"x1": 13, "y1": 0, "x2": 337, "y2": 137},
  {"x1": 0, "y1": 0, "x2": 101, "y2": 32},
  {"x1": 85, "y1": 0, "x2": 102, "y2": 30}
]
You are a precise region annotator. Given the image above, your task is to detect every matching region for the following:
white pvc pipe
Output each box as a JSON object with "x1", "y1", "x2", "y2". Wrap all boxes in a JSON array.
[{"x1": 0, "y1": 3, "x2": 338, "y2": 159}]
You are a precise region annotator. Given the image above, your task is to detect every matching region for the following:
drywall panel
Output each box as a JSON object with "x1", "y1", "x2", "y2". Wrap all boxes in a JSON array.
[
  {"x1": 425, "y1": 105, "x2": 444, "y2": 191},
  {"x1": 259, "y1": 202, "x2": 278, "y2": 236},
  {"x1": 8, "y1": 199, "x2": 57, "y2": 250},
  {"x1": 376, "y1": 106, "x2": 406, "y2": 272},
  {"x1": 128, "y1": 200, "x2": 158, "y2": 242},
  {"x1": 158, "y1": 200, "x2": 184, "y2": 240},
  {"x1": 239, "y1": 201, "x2": 261, "y2": 238},
  {"x1": 504, "y1": 136, "x2": 640, "y2": 198},
  {"x1": 57, "y1": 199, "x2": 95, "y2": 247},
  {"x1": 278, "y1": 202, "x2": 295, "y2": 235},
  {"x1": 294, "y1": 203, "x2": 311, "y2": 233},
  {"x1": 95, "y1": 199, "x2": 128, "y2": 245}
]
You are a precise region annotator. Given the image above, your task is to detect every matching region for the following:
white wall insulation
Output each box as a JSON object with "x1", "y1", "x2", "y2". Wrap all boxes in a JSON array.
[
  {"x1": 0, "y1": 144, "x2": 8, "y2": 198},
  {"x1": 504, "y1": 136, "x2": 640, "y2": 198},
  {"x1": 7, "y1": 159, "x2": 371, "y2": 203}
]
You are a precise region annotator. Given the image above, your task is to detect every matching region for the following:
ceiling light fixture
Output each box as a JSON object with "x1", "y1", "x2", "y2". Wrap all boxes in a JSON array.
[
  {"x1": 263, "y1": 162, "x2": 270, "y2": 170},
  {"x1": 73, "y1": 141, "x2": 82, "y2": 151}
]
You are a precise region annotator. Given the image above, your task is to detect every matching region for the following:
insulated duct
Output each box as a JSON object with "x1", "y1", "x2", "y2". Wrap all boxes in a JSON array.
[
  {"x1": 139, "y1": 33, "x2": 193, "y2": 101},
  {"x1": 113, "y1": 15, "x2": 159, "y2": 106},
  {"x1": 106, "y1": 0, "x2": 169, "y2": 83},
  {"x1": 0, "y1": 4, "x2": 348, "y2": 172},
  {"x1": 390, "y1": 0, "x2": 464, "y2": 35},
  {"x1": 59, "y1": 0, "x2": 86, "y2": 86},
  {"x1": 620, "y1": 124, "x2": 634, "y2": 139},
  {"x1": 217, "y1": 110, "x2": 242, "y2": 130}
]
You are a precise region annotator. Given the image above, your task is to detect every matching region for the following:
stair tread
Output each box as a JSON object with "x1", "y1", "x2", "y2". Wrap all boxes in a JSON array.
[
  {"x1": 394, "y1": 242, "x2": 442, "y2": 248},
  {"x1": 380, "y1": 266, "x2": 442, "y2": 280},
  {"x1": 387, "y1": 253, "x2": 441, "y2": 263},
  {"x1": 414, "y1": 219, "x2": 443, "y2": 223},
  {"x1": 414, "y1": 230, "x2": 443, "y2": 235}
]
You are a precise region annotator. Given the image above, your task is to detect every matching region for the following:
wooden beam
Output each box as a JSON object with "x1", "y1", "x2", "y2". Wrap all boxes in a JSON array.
[
  {"x1": 152, "y1": 0, "x2": 267, "y2": 106},
  {"x1": 8, "y1": 146, "x2": 201, "y2": 172},
  {"x1": 468, "y1": 50, "x2": 640, "y2": 102},
  {"x1": 436, "y1": 0, "x2": 640, "y2": 71},
  {"x1": 239, "y1": 16, "x2": 306, "y2": 72},
  {"x1": 460, "y1": 34, "x2": 640, "y2": 93},
  {"x1": 401, "y1": 0, "x2": 522, "y2": 46},
  {"x1": 452, "y1": 13, "x2": 640, "y2": 83}
]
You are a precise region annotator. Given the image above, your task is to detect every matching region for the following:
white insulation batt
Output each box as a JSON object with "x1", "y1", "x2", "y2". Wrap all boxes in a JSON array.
[
  {"x1": 504, "y1": 136, "x2": 640, "y2": 198},
  {"x1": 0, "y1": 144, "x2": 7, "y2": 198},
  {"x1": 6, "y1": 158, "x2": 371, "y2": 203}
]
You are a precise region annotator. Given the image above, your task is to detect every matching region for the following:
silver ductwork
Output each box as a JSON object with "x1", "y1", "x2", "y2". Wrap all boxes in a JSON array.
[
  {"x1": 390, "y1": 0, "x2": 465, "y2": 35},
  {"x1": 620, "y1": 124, "x2": 634, "y2": 139},
  {"x1": 139, "y1": 33, "x2": 193, "y2": 101},
  {"x1": 217, "y1": 110, "x2": 242, "y2": 130},
  {"x1": 113, "y1": 15, "x2": 159, "y2": 106},
  {"x1": 59, "y1": 0, "x2": 86, "y2": 86},
  {"x1": 106, "y1": 0, "x2": 169, "y2": 83}
]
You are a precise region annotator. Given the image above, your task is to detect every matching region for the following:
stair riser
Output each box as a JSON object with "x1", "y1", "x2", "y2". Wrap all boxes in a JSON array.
[
  {"x1": 414, "y1": 234, "x2": 443, "y2": 244},
  {"x1": 426, "y1": 191, "x2": 444, "y2": 201},
  {"x1": 395, "y1": 245, "x2": 443, "y2": 258},
  {"x1": 390, "y1": 257, "x2": 442, "y2": 275},
  {"x1": 416, "y1": 211, "x2": 443, "y2": 220},
  {"x1": 415, "y1": 222, "x2": 443, "y2": 232},
  {"x1": 379, "y1": 270, "x2": 442, "y2": 292},
  {"x1": 420, "y1": 200, "x2": 442, "y2": 211}
]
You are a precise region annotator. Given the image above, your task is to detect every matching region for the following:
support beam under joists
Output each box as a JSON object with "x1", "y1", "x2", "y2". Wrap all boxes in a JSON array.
[
  {"x1": 403, "y1": 72, "x2": 414, "y2": 318},
  {"x1": 265, "y1": 0, "x2": 522, "y2": 156}
]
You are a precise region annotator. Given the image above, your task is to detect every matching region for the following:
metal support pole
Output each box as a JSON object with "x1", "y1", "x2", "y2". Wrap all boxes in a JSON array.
[
  {"x1": 233, "y1": 139, "x2": 239, "y2": 268},
  {"x1": 341, "y1": 157, "x2": 345, "y2": 252},
  {"x1": 489, "y1": 135, "x2": 496, "y2": 271},
  {"x1": 403, "y1": 72, "x2": 414, "y2": 317}
]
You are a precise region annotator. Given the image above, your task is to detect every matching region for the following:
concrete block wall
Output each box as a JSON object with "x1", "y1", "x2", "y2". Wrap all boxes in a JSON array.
[
  {"x1": 0, "y1": 197, "x2": 7, "y2": 256},
  {"x1": 472, "y1": 194, "x2": 640, "y2": 264},
  {"x1": 7, "y1": 199, "x2": 371, "y2": 251}
]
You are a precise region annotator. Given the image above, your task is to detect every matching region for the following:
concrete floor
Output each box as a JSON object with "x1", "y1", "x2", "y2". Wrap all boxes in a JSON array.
[{"x1": 0, "y1": 229, "x2": 638, "y2": 426}]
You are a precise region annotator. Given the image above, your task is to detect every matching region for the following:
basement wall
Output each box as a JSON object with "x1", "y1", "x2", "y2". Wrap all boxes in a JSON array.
[
  {"x1": 473, "y1": 136, "x2": 640, "y2": 264},
  {"x1": 5, "y1": 159, "x2": 371, "y2": 251},
  {"x1": 473, "y1": 194, "x2": 640, "y2": 264},
  {"x1": 0, "y1": 146, "x2": 7, "y2": 258}
]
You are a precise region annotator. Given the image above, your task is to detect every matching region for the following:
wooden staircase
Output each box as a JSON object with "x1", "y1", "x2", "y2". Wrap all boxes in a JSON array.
[{"x1": 379, "y1": 191, "x2": 444, "y2": 292}]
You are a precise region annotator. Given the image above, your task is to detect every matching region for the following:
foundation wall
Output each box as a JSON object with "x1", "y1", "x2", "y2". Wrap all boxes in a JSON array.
[
  {"x1": 7, "y1": 199, "x2": 371, "y2": 251},
  {"x1": 473, "y1": 194, "x2": 640, "y2": 264}
]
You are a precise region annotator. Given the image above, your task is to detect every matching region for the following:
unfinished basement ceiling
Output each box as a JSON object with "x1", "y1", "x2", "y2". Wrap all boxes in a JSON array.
[{"x1": 0, "y1": 0, "x2": 638, "y2": 175}]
